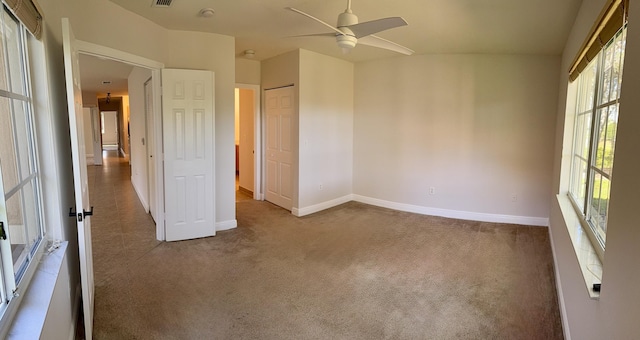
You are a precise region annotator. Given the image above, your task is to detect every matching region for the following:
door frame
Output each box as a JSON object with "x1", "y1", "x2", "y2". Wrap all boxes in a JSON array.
[
  {"x1": 75, "y1": 40, "x2": 166, "y2": 240},
  {"x1": 235, "y1": 83, "x2": 262, "y2": 200}
]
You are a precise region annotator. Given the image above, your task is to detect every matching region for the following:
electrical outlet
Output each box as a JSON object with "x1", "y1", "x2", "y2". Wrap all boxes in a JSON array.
[
  {"x1": 511, "y1": 194, "x2": 518, "y2": 202},
  {"x1": 429, "y1": 187, "x2": 435, "y2": 195},
  {"x1": 319, "y1": 183, "x2": 323, "y2": 190}
]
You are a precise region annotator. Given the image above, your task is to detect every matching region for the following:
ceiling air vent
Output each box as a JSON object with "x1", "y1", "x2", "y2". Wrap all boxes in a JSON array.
[{"x1": 151, "y1": 0, "x2": 173, "y2": 8}]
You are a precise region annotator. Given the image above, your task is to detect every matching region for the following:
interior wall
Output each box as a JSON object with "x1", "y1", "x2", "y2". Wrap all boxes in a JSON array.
[
  {"x1": 128, "y1": 67, "x2": 152, "y2": 211},
  {"x1": 353, "y1": 54, "x2": 559, "y2": 222},
  {"x1": 238, "y1": 88, "x2": 255, "y2": 192},
  {"x1": 297, "y1": 49, "x2": 354, "y2": 213},
  {"x1": 82, "y1": 107, "x2": 93, "y2": 160},
  {"x1": 236, "y1": 58, "x2": 261, "y2": 84},
  {"x1": 81, "y1": 91, "x2": 97, "y2": 106},
  {"x1": 549, "y1": 0, "x2": 640, "y2": 338}
]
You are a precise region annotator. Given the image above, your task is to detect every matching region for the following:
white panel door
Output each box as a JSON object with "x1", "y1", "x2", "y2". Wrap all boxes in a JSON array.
[
  {"x1": 62, "y1": 18, "x2": 95, "y2": 340},
  {"x1": 162, "y1": 69, "x2": 216, "y2": 241},
  {"x1": 265, "y1": 86, "x2": 294, "y2": 210}
]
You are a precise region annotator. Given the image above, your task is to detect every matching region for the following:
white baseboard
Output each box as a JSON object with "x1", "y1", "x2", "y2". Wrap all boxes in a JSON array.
[
  {"x1": 131, "y1": 177, "x2": 150, "y2": 212},
  {"x1": 352, "y1": 195, "x2": 549, "y2": 226},
  {"x1": 216, "y1": 219, "x2": 237, "y2": 231},
  {"x1": 292, "y1": 194, "x2": 354, "y2": 217}
]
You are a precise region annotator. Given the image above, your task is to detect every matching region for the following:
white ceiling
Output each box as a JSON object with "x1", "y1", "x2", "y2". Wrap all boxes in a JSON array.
[
  {"x1": 108, "y1": 0, "x2": 583, "y2": 62},
  {"x1": 79, "y1": 54, "x2": 134, "y2": 96},
  {"x1": 85, "y1": 0, "x2": 583, "y2": 95}
]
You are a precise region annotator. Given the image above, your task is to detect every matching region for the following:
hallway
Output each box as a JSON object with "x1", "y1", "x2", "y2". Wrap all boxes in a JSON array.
[{"x1": 88, "y1": 151, "x2": 160, "y2": 288}]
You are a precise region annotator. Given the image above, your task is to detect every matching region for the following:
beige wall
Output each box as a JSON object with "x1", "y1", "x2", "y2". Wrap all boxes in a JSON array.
[
  {"x1": 236, "y1": 58, "x2": 261, "y2": 84},
  {"x1": 353, "y1": 54, "x2": 559, "y2": 223},
  {"x1": 549, "y1": 0, "x2": 640, "y2": 338},
  {"x1": 297, "y1": 49, "x2": 354, "y2": 213},
  {"x1": 128, "y1": 67, "x2": 152, "y2": 211}
]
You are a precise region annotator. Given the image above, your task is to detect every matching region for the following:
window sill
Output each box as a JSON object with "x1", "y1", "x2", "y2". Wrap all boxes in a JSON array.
[
  {"x1": 556, "y1": 194, "x2": 601, "y2": 299},
  {"x1": 7, "y1": 241, "x2": 68, "y2": 339}
]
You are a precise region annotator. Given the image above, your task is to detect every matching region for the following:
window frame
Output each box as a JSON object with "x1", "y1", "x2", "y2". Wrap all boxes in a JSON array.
[
  {"x1": 568, "y1": 25, "x2": 627, "y2": 261},
  {"x1": 0, "y1": 4, "x2": 46, "y2": 333}
]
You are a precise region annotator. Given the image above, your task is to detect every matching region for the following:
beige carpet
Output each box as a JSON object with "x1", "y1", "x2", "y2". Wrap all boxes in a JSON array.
[{"x1": 89, "y1": 153, "x2": 563, "y2": 339}]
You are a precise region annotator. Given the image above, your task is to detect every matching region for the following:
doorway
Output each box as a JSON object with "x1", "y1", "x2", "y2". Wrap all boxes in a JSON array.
[
  {"x1": 100, "y1": 111, "x2": 118, "y2": 150},
  {"x1": 235, "y1": 83, "x2": 262, "y2": 201}
]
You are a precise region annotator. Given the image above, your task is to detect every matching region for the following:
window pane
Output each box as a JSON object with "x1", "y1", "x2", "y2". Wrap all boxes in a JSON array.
[
  {"x1": 570, "y1": 157, "x2": 588, "y2": 210},
  {"x1": 22, "y1": 179, "x2": 41, "y2": 253},
  {"x1": 0, "y1": 10, "x2": 7, "y2": 92},
  {"x1": 12, "y1": 99, "x2": 33, "y2": 180},
  {"x1": 593, "y1": 108, "x2": 608, "y2": 170},
  {"x1": 0, "y1": 96, "x2": 19, "y2": 193},
  {"x1": 578, "y1": 62, "x2": 596, "y2": 112},
  {"x1": 589, "y1": 173, "x2": 609, "y2": 245},
  {"x1": 602, "y1": 105, "x2": 618, "y2": 175},
  {"x1": 5, "y1": 190, "x2": 28, "y2": 281},
  {"x1": 2, "y1": 8, "x2": 25, "y2": 96},
  {"x1": 599, "y1": 41, "x2": 613, "y2": 104}
]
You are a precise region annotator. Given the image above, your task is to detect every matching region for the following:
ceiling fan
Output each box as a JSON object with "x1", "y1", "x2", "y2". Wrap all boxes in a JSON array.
[{"x1": 286, "y1": 0, "x2": 414, "y2": 55}]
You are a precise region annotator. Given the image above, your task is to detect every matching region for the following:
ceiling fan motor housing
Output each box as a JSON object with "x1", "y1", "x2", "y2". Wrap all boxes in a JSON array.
[{"x1": 337, "y1": 11, "x2": 358, "y2": 49}]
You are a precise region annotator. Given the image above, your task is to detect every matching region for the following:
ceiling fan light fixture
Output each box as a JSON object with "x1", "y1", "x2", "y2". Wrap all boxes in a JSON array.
[
  {"x1": 336, "y1": 34, "x2": 357, "y2": 51},
  {"x1": 199, "y1": 8, "x2": 215, "y2": 18}
]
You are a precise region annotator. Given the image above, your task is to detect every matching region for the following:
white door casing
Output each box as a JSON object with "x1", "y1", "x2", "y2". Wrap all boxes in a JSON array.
[
  {"x1": 162, "y1": 69, "x2": 216, "y2": 241},
  {"x1": 62, "y1": 18, "x2": 95, "y2": 340},
  {"x1": 145, "y1": 79, "x2": 156, "y2": 220},
  {"x1": 265, "y1": 86, "x2": 294, "y2": 211}
]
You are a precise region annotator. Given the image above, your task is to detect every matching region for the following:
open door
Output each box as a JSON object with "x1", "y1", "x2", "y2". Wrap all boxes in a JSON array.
[
  {"x1": 62, "y1": 18, "x2": 95, "y2": 339},
  {"x1": 162, "y1": 69, "x2": 216, "y2": 241}
]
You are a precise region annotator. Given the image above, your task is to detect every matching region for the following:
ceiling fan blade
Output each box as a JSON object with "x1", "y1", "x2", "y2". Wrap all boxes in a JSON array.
[
  {"x1": 358, "y1": 35, "x2": 414, "y2": 55},
  {"x1": 286, "y1": 7, "x2": 345, "y2": 36},
  {"x1": 347, "y1": 17, "x2": 408, "y2": 38},
  {"x1": 289, "y1": 33, "x2": 337, "y2": 38}
]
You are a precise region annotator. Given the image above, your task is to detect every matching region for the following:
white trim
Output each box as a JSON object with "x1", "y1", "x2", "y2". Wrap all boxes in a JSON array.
[
  {"x1": 85, "y1": 155, "x2": 94, "y2": 165},
  {"x1": 131, "y1": 176, "x2": 150, "y2": 213},
  {"x1": 547, "y1": 218, "x2": 571, "y2": 340},
  {"x1": 352, "y1": 195, "x2": 550, "y2": 226},
  {"x1": 75, "y1": 40, "x2": 164, "y2": 69},
  {"x1": 292, "y1": 195, "x2": 354, "y2": 217},
  {"x1": 216, "y1": 220, "x2": 237, "y2": 231}
]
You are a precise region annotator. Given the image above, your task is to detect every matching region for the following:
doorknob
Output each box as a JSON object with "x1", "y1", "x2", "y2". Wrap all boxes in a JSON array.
[
  {"x1": 0, "y1": 222, "x2": 6, "y2": 240},
  {"x1": 83, "y1": 207, "x2": 94, "y2": 216}
]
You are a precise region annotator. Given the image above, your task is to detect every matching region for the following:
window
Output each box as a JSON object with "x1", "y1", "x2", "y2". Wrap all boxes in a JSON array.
[
  {"x1": 0, "y1": 3, "x2": 45, "y2": 321},
  {"x1": 569, "y1": 25, "x2": 627, "y2": 256}
]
